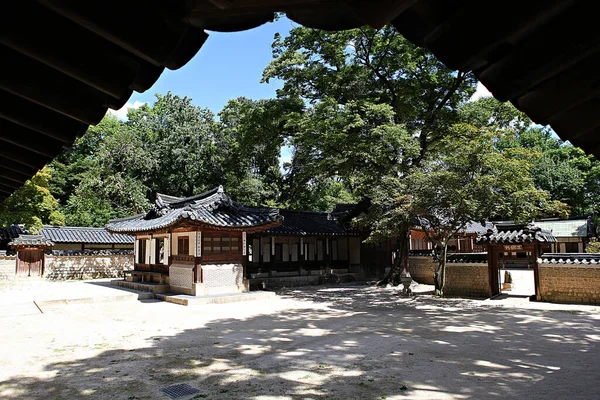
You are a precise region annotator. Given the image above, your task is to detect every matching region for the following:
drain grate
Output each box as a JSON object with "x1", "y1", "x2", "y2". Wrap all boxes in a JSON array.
[{"x1": 160, "y1": 383, "x2": 201, "y2": 399}]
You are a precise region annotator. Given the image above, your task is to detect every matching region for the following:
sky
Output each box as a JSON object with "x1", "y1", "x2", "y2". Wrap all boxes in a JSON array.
[{"x1": 111, "y1": 17, "x2": 297, "y2": 119}]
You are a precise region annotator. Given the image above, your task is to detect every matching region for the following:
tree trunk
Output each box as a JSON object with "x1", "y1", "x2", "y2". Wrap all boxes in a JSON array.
[
  {"x1": 377, "y1": 228, "x2": 410, "y2": 286},
  {"x1": 434, "y1": 243, "x2": 447, "y2": 296}
]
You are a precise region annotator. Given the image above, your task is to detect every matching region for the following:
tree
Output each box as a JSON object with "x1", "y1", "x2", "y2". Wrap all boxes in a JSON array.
[
  {"x1": 64, "y1": 125, "x2": 154, "y2": 226},
  {"x1": 264, "y1": 24, "x2": 477, "y2": 283},
  {"x1": 409, "y1": 127, "x2": 568, "y2": 295},
  {"x1": 127, "y1": 93, "x2": 224, "y2": 197},
  {"x1": 218, "y1": 97, "x2": 301, "y2": 207},
  {"x1": 0, "y1": 167, "x2": 65, "y2": 232},
  {"x1": 48, "y1": 115, "x2": 123, "y2": 207}
]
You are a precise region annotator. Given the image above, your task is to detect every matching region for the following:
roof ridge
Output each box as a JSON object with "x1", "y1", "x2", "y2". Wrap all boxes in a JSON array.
[
  {"x1": 166, "y1": 186, "x2": 222, "y2": 207},
  {"x1": 43, "y1": 225, "x2": 108, "y2": 230},
  {"x1": 107, "y1": 213, "x2": 146, "y2": 223}
]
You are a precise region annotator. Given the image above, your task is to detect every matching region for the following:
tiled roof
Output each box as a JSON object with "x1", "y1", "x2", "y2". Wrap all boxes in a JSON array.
[
  {"x1": 462, "y1": 222, "x2": 494, "y2": 234},
  {"x1": 476, "y1": 224, "x2": 557, "y2": 244},
  {"x1": 41, "y1": 226, "x2": 134, "y2": 244},
  {"x1": 539, "y1": 253, "x2": 600, "y2": 265},
  {"x1": 106, "y1": 186, "x2": 282, "y2": 233},
  {"x1": 446, "y1": 253, "x2": 488, "y2": 264},
  {"x1": 534, "y1": 218, "x2": 591, "y2": 238},
  {"x1": 0, "y1": 225, "x2": 24, "y2": 241},
  {"x1": 9, "y1": 234, "x2": 54, "y2": 247},
  {"x1": 262, "y1": 209, "x2": 353, "y2": 236}
]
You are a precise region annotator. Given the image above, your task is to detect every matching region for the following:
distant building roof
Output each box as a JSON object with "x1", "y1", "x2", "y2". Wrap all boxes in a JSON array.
[
  {"x1": 476, "y1": 224, "x2": 557, "y2": 244},
  {"x1": 106, "y1": 186, "x2": 282, "y2": 234},
  {"x1": 262, "y1": 209, "x2": 353, "y2": 236},
  {"x1": 41, "y1": 226, "x2": 134, "y2": 244},
  {"x1": 9, "y1": 235, "x2": 54, "y2": 247},
  {"x1": 462, "y1": 221, "x2": 494, "y2": 234},
  {"x1": 533, "y1": 218, "x2": 591, "y2": 238},
  {"x1": 0, "y1": 225, "x2": 24, "y2": 242}
]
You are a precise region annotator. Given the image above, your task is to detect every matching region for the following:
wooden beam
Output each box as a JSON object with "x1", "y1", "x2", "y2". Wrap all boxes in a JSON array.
[
  {"x1": 0, "y1": 141, "x2": 50, "y2": 169},
  {"x1": 41, "y1": 0, "x2": 208, "y2": 70},
  {"x1": 1, "y1": 2, "x2": 163, "y2": 97},
  {"x1": 0, "y1": 121, "x2": 65, "y2": 158},
  {"x1": 1, "y1": 47, "x2": 119, "y2": 125},
  {"x1": 0, "y1": 91, "x2": 83, "y2": 144}
]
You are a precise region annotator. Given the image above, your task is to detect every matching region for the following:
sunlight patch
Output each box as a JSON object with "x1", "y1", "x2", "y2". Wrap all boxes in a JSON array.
[{"x1": 474, "y1": 360, "x2": 510, "y2": 369}]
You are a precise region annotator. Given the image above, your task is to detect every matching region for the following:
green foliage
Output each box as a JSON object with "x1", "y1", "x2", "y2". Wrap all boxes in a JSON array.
[
  {"x1": 585, "y1": 240, "x2": 600, "y2": 253},
  {"x1": 0, "y1": 167, "x2": 65, "y2": 232}
]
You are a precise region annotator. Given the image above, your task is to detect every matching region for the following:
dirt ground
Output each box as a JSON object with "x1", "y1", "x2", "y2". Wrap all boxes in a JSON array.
[{"x1": 0, "y1": 281, "x2": 599, "y2": 400}]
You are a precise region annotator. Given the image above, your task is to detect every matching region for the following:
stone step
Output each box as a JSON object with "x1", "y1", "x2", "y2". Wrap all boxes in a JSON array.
[
  {"x1": 111, "y1": 280, "x2": 170, "y2": 294},
  {"x1": 155, "y1": 291, "x2": 277, "y2": 306}
]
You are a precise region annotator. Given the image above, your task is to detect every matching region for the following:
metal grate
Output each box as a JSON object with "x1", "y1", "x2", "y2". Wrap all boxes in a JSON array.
[{"x1": 160, "y1": 383, "x2": 201, "y2": 399}]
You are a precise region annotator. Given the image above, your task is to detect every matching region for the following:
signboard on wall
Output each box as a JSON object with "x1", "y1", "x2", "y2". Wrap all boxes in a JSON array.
[
  {"x1": 242, "y1": 232, "x2": 247, "y2": 256},
  {"x1": 503, "y1": 244, "x2": 523, "y2": 251},
  {"x1": 196, "y1": 232, "x2": 202, "y2": 257}
]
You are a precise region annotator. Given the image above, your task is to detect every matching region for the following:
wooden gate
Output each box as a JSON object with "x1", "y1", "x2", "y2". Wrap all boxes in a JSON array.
[{"x1": 16, "y1": 249, "x2": 44, "y2": 277}]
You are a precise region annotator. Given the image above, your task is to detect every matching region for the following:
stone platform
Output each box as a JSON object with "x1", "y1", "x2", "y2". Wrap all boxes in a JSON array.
[
  {"x1": 111, "y1": 279, "x2": 277, "y2": 306},
  {"x1": 155, "y1": 291, "x2": 277, "y2": 306}
]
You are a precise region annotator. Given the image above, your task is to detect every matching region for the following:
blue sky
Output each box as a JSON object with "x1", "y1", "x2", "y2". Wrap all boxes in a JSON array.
[{"x1": 112, "y1": 17, "x2": 297, "y2": 118}]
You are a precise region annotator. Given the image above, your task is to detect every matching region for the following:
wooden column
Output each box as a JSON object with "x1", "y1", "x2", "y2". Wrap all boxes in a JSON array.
[{"x1": 533, "y1": 242, "x2": 541, "y2": 301}]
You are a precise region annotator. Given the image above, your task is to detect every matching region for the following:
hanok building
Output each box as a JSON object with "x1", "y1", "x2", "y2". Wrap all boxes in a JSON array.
[
  {"x1": 246, "y1": 207, "x2": 363, "y2": 282},
  {"x1": 106, "y1": 186, "x2": 283, "y2": 296},
  {"x1": 533, "y1": 217, "x2": 594, "y2": 253}
]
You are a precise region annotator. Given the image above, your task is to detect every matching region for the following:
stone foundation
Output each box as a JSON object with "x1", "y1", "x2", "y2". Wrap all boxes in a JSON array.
[
  {"x1": 45, "y1": 255, "x2": 133, "y2": 280},
  {"x1": 538, "y1": 264, "x2": 600, "y2": 305},
  {"x1": 444, "y1": 262, "x2": 492, "y2": 298},
  {"x1": 408, "y1": 256, "x2": 436, "y2": 284}
]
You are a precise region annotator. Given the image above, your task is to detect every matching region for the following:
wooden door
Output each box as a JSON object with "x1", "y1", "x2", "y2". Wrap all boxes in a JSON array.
[{"x1": 17, "y1": 250, "x2": 43, "y2": 277}]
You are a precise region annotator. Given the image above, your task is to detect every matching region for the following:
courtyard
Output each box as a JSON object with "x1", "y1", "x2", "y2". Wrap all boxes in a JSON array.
[{"x1": 0, "y1": 281, "x2": 599, "y2": 400}]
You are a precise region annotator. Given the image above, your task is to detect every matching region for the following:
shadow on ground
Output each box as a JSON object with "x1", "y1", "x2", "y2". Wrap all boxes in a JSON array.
[{"x1": 0, "y1": 285, "x2": 598, "y2": 399}]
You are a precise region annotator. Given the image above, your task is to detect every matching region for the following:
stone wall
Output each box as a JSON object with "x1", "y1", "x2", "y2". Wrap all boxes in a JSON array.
[
  {"x1": 45, "y1": 255, "x2": 134, "y2": 280},
  {"x1": 0, "y1": 256, "x2": 16, "y2": 280},
  {"x1": 408, "y1": 256, "x2": 436, "y2": 284},
  {"x1": 444, "y1": 262, "x2": 492, "y2": 298},
  {"x1": 538, "y1": 264, "x2": 600, "y2": 305}
]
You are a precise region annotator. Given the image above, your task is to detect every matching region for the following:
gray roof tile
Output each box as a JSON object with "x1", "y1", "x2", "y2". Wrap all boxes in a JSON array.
[
  {"x1": 41, "y1": 226, "x2": 134, "y2": 244},
  {"x1": 476, "y1": 224, "x2": 557, "y2": 244},
  {"x1": 106, "y1": 186, "x2": 282, "y2": 233},
  {"x1": 9, "y1": 235, "x2": 54, "y2": 247}
]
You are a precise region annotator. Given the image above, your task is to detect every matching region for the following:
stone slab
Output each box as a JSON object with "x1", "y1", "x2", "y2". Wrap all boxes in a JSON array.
[{"x1": 156, "y1": 291, "x2": 277, "y2": 306}]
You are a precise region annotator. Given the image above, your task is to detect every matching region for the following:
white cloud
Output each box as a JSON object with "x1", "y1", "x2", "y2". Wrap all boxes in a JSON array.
[
  {"x1": 107, "y1": 100, "x2": 146, "y2": 121},
  {"x1": 469, "y1": 82, "x2": 492, "y2": 102}
]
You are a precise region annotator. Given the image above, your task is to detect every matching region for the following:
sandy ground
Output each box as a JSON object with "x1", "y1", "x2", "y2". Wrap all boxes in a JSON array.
[{"x1": 0, "y1": 280, "x2": 599, "y2": 400}]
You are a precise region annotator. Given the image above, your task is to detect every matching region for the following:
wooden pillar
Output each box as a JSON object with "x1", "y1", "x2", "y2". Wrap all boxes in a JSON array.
[
  {"x1": 325, "y1": 237, "x2": 330, "y2": 274},
  {"x1": 533, "y1": 242, "x2": 541, "y2": 301},
  {"x1": 299, "y1": 237, "x2": 304, "y2": 275},
  {"x1": 259, "y1": 236, "x2": 263, "y2": 272}
]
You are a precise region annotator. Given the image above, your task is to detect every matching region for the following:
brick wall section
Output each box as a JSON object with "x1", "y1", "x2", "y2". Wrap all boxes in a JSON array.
[
  {"x1": 408, "y1": 256, "x2": 436, "y2": 285},
  {"x1": 45, "y1": 255, "x2": 133, "y2": 280},
  {"x1": 538, "y1": 264, "x2": 600, "y2": 305},
  {"x1": 444, "y1": 263, "x2": 492, "y2": 298},
  {"x1": 0, "y1": 256, "x2": 16, "y2": 280}
]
